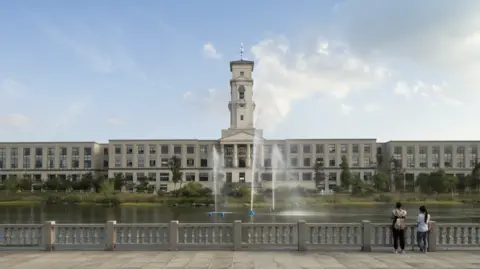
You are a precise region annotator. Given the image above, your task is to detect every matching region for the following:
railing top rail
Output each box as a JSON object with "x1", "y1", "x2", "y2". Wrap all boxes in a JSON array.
[
  {"x1": 0, "y1": 224, "x2": 43, "y2": 228},
  {"x1": 54, "y1": 224, "x2": 105, "y2": 228},
  {"x1": 307, "y1": 223, "x2": 361, "y2": 226},
  {"x1": 179, "y1": 223, "x2": 233, "y2": 227},
  {"x1": 115, "y1": 223, "x2": 169, "y2": 227},
  {"x1": 241, "y1": 223, "x2": 296, "y2": 225}
]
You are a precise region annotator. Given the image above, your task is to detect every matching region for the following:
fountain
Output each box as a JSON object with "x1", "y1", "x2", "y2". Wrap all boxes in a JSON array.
[
  {"x1": 249, "y1": 135, "x2": 259, "y2": 216},
  {"x1": 209, "y1": 146, "x2": 225, "y2": 217},
  {"x1": 271, "y1": 145, "x2": 285, "y2": 211}
]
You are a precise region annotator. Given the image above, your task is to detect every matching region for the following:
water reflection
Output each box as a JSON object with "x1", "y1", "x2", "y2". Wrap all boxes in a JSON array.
[{"x1": 0, "y1": 204, "x2": 479, "y2": 224}]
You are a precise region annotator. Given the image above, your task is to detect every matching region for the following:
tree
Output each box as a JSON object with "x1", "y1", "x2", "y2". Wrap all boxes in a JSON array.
[
  {"x1": 113, "y1": 173, "x2": 126, "y2": 191},
  {"x1": 18, "y1": 175, "x2": 33, "y2": 191},
  {"x1": 390, "y1": 158, "x2": 406, "y2": 192},
  {"x1": 415, "y1": 173, "x2": 432, "y2": 194},
  {"x1": 428, "y1": 169, "x2": 448, "y2": 194},
  {"x1": 169, "y1": 155, "x2": 183, "y2": 191},
  {"x1": 339, "y1": 155, "x2": 352, "y2": 191},
  {"x1": 4, "y1": 175, "x2": 19, "y2": 193},
  {"x1": 443, "y1": 174, "x2": 458, "y2": 199},
  {"x1": 99, "y1": 178, "x2": 115, "y2": 196},
  {"x1": 351, "y1": 175, "x2": 375, "y2": 196},
  {"x1": 313, "y1": 159, "x2": 325, "y2": 189},
  {"x1": 372, "y1": 172, "x2": 389, "y2": 192}
]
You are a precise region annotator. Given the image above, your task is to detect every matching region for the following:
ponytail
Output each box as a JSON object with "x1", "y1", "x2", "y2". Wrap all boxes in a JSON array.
[{"x1": 424, "y1": 209, "x2": 428, "y2": 223}]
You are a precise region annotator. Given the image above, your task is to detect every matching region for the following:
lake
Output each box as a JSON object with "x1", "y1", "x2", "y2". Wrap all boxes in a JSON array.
[{"x1": 1, "y1": 204, "x2": 480, "y2": 224}]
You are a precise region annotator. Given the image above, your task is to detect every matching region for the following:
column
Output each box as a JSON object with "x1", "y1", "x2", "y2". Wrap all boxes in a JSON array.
[
  {"x1": 439, "y1": 146, "x2": 445, "y2": 168},
  {"x1": 247, "y1": 144, "x2": 251, "y2": 168},
  {"x1": 233, "y1": 144, "x2": 238, "y2": 168},
  {"x1": 260, "y1": 144, "x2": 265, "y2": 168},
  {"x1": 452, "y1": 145, "x2": 457, "y2": 169}
]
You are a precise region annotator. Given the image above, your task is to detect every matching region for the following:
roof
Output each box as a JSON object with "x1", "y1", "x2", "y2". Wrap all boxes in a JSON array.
[{"x1": 230, "y1": 60, "x2": 254, "y2": 71}]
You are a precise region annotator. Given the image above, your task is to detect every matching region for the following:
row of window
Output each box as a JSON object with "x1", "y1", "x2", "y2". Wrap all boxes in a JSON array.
[
  {"x1": 0, "y1": 158, "x2": 93, "y2": 169},
  {"x1": 112, "y1": 143, "x2": 375, "y2": 155},
  {"x1": 394, "y1": 145, "x2": 478, "y2": 155},
  {"x1": 0, "y1": 147, "x2": 92, "y2": 157}
]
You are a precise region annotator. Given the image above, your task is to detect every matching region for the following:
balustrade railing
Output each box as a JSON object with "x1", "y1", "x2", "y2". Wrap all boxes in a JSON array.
[{"x1": 1, "y1": 220, "x2": 480, "y2": 251}]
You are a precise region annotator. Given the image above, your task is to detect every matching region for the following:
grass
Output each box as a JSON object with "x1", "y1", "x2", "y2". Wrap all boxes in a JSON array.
[{"x1": 0, "y1": 191, "x2": 477, "y2": 207}]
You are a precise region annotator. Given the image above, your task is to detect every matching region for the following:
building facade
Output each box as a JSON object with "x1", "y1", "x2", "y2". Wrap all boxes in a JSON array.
[{"x1": 0, "y1": 59, "x2": 479, "y2": 191}]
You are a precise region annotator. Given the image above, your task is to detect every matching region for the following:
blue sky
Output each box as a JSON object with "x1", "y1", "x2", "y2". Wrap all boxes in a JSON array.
[{"x1": 1, "y1": 0, "x2": 480, "y2": 142}]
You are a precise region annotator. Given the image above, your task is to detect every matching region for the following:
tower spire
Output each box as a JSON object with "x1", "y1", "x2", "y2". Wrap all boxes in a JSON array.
[{"x1": 240, "y1": 42, "x2": 244, "y2": 60}]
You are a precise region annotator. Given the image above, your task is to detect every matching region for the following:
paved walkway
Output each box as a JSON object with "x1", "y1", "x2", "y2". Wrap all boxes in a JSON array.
[{"x1": 2, "y1": 251, "x2": 480, "y2": 269}]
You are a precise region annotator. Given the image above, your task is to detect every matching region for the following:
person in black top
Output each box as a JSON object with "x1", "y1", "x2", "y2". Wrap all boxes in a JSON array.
[{"x1": 391, "y1": 202, "x2": 407, "y2": 254}]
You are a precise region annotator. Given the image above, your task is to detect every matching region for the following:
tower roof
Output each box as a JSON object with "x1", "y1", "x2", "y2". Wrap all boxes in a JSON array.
[{"x1": 230, "y1": 60, "x2": 254, "y2": 72}]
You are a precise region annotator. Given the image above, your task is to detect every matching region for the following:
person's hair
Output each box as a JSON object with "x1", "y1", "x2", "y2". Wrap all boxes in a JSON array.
[
  {"x1": 419, "y1": 205, "x2": 428, "y2": 223},
  {"x1": 395, "y1": 202, "x2": 402, "y2": 209}
]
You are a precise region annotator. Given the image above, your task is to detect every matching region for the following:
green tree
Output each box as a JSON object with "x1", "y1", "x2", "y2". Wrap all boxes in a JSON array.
[
  {"x1": 44, "y1": 176, "x2": 60, "y2": 191},
  {"x1": 18, "y1": 175, "x2": 33, "y2": 191},
  {"x1": 99, "y1": 178, "x2": 115, "y2": 196},
  {"x1": 351, "y1": 175, "x2": 375, "y2": 196},
  {"x1": 443, "y1": 174, "x2": 458, "y2": 199},
  {"x1": 339, "y1": 155, "x2": 352, "y2": 191},
  {"x1": 313, "y1": 159, "x2": 325, "y2": 189},
  {"x1": 169, "y1": 155, "x2": 183, "y2": 191},
  {"x1": 390, "y1": 158, "x2": 405, "y2": 192},
  {"x1": 415, "y1": 173, "x2": 432, "y2": 194},
  {"x1": 428, "y1": 169, "x2": 448, "y2": 194},
  {"x1": 372, "y1": 171, "x2": 389, "y2": 192},
  {"x1": 4, "y1": 175, "x2": 19, "y2": 193},
  {"x1": 113, "y1": 173, "x2": 126, "y2": 191}
]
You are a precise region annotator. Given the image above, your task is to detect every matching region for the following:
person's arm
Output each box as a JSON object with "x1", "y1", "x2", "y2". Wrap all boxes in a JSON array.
[{"x1": 416, "y1": 214, "x2": 422, "y2": 224}]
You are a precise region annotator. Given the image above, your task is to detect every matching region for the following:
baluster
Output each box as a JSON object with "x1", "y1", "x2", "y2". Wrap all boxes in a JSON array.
[{"x1": 463, "y1": 227, "x2": 469, "y2": 245}]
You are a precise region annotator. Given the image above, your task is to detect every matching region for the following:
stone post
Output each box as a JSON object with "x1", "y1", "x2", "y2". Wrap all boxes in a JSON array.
[
  {"x1": 361, "y1": 220, "x2": 372, "y2": 252},
  {"x1": 428, "y1": 221, "x2": 436, "y2": 252},
  {"x1": 297, "y1": 220, "x2": 307, "y2": 251},
  {"x1": 43, "y1": 220, "x2": 55, "y2": 251},
  {"x1": 233, "y1": 220, "x2": 242, "y2": 250},
  {"x1": 169, "y1": 220, "x2": 179, "y2": 251},
  {"x1": 104, "y1": 220, "x2": 116, "y2": 251}
]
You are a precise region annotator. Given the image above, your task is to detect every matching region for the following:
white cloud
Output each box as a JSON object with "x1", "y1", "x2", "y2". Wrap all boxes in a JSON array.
[
  {"x1": 0, "y1": 114, "x2": 31, "y2": 129},
  {"x1": 364, "y1": 103, "x2": 381, "y2": 113},
  {"x1": 203, "y1": 42, "x2": 222, "y2": 59},
  {"x1": 0, "y1": 79, "x2": 26, "y2": 98},
  {"x1": 250, "y1": 36, "x2": 389, "y2": 131},
  {"x1": 394, "y1": 80, "x2": 463, "y2": 106},
  {"x1": 340, "y1": 104, "x2": 353, "y2": 115}
]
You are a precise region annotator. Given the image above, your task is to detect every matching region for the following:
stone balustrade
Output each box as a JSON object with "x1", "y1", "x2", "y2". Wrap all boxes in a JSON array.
[{"x1": 1, "y1": 220, "x2": 480, "y2": 251}]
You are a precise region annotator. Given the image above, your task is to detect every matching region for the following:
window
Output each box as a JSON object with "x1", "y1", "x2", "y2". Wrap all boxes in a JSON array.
[
  {"x1": 264, "y1": 158, "x2": 272, "y2": 168},
  {"x1": 419, "y1": 146, "x2": 427, "y2": 155},
  {"x1": 303, "y1": 158, "x2": 311, "y2": 167},
  {"x1": 185, "y1": 172, "x2": 195, "y2": 181},
  {"x1": 161, "y1": 158, "x2": 169, "y2": 167},
  {"x1": 138, "y1": 159, "x2": 145, "y2": 168},
  {"x1": 138, "y1": 145, "x2": 144, "y2": 154},
  {"x1": 444, "y1": 146, "x2": 453, "y2": 168},
  {"x1": 364, "y1": 172, "x2": 373, "y2": 182},
  {"x1": 114, "y1": 145, "x2": 121, "y2": 154},
  {"x1": 240, "y1": 115, "x2": 244, "y2": 120},
  {"x1": 161, "y1": 145, "x2": 169, "y2": 154},
  {"x1": 115, "y1": 158, "x2": 121, "y2": 168},
  {"x1": 0, "y1": 148, "x2": 5, "y2": 169},
  {"x1": 35, "y1": 148, "x2": 43, "y2": 169},
  {"x1": 10, "y1": 148, "x2": 18, "y2": 169},
  {"x1": 200, "y1": 158, "x2": 208, "y2": 167},
  {"x1": 316, "y1": 144, "x2": 324, "y2": 154},
  {"x1": 126, "y1": 145, "x2": 133, "y2": 154},
  {"x1": 126, "y1": 159, "x2": 133, "y2": 167},
  {"x1": 200, "y1": 145, "x2": 208, "y2": 154},
  {"x1": 149, "y1": 145, "x2": 156, "y2": 154},
  {"x1": 303, "y1": 145, "x2": 311, "y2": 154},
  {"x1": 187, "y1": 145, "x2": 195, "y2": 154},
  {"x1": 289, "y1": 144, "x2": 298, "y2": 154},
  {"x1": 104, "y1": 160, "x2": 109, "y2": 168},
  {"x1": 238, "y1": 157, "x2": 246, "y2": 168},
  {"x1": 23, "y1": 148, "x2": 31, "y2": 156},
  {"x1": 351, "y1": 156, "x2": 359, "y2": 167},
  {"x1": 407, "y1": 155, "x2": 415, "y2": 168},
  {"x1": 340, "y1": 144, "x2": 348, "y2": 153},
  {"x1": 407, "y1": 146, "x2": 414, "y2": 155},
  {"x1": 160, "y1": 173, "x2": 169, "y2": 181},
  {"x1": 302, "y1": 172, "x2": 312, "y2": 181},
  {"x1": 84, "y1": 147, "x2": 92, "y2": 169},
  {"x1": 364, "y1": 145, "x2": 371, "y2": 153},
  {"x1": 352, "y1": 144, "x2": 359, "y2": 154},
  {"x1": 199, "y1": 173, "x2": 209, "y2": 181},
  {"x1": 265, "y1": 145, "x2": 272, "y2": 154},
  {"x1": 328, "y1": 145, "x2": 336, "y2": 153},
  {"x1": 329, "y1": 159, "x2": 336, "y2": 166},
  {"x1": 290, "y1": 157, "x2": 297, "y2": 167},
  {"x1": 174, "y1": 145, "x2": 182, "y2": 155},
  {"x1": 363, "y1": 157, "x2": 371, "y2": 167},
  {"x1": 239, "y1": 172, "x2": 246, "y2": 183},
  {"x1": 104, "y1": 148, "x2": 109, "y2": 155},
  {"x1": 315, "y1": 157, "x2": 324, "y2": 166},
  {"x1": 149, "y1": 159, "x2": 156, "y2": 167},
  {"x1": 240, "y1": 71, "x2": 244, "y2": 76},
  {"x1": 187, "y1": 158, "x2": 195, "y2": 167}
]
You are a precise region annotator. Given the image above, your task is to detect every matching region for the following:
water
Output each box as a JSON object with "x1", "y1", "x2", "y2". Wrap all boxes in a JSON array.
[
  {"x1": 212, "y1": 147, "x2": 223, "y2": 214},
  {"x1": 271, "y1": 145, "x2": 285, "y2": 211},
  {"x1": 1, "y1": 204, "x2": 479, "y2": 224}
]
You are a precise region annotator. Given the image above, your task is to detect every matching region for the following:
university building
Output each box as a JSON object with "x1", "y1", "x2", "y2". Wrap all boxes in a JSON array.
[{"x1": 0, "y1": 59, "x2": 479, "y2": 191}]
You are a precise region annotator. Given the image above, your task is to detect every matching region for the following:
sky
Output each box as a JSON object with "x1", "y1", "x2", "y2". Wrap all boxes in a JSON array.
[{"x1": 1, "y1": 0, "x2": 480, "y2": 143}]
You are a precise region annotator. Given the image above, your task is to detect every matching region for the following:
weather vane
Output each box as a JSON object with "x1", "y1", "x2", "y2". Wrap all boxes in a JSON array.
[{"x1": 240, "y1": 42, "x2": 244, "y2": 60}]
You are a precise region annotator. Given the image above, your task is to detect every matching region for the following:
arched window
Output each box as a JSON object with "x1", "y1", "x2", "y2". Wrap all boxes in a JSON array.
[{"x1": 238, "y1": 85, "x2": 245, "y2": 99}]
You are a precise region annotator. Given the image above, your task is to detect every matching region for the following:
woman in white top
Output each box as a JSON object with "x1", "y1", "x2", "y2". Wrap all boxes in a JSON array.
[{"x1": 417, "y1": 205, "x2": 430, "y2": 252}]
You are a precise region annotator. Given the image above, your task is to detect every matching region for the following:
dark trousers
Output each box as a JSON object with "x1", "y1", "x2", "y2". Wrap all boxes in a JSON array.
[
  {"x1": 392, "y1": 229, "x2": 405, "y2": 250},
  {"x1": 417, "y1": 231, "x2": 428, "y2": 251}
]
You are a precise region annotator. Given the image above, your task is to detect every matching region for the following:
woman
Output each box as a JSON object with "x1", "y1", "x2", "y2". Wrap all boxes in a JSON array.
[
  {"x1": 417, "y1": 205, "x2": 430, "y2": 252},
  {"x1": 391, "y1": 202, "x2": 407, "y2": 254}
]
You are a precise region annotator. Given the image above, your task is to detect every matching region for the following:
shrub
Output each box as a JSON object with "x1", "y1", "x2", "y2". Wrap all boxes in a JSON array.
[
  {"x1": 374, "y1": 194, "x2": 393, "y2": 203},
  {"x1": 63, "y1": 194, "x2": 81, "y2": 204},
  {"x1": 45, "y1": 194, "x2": 63, "y2": 204}
]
